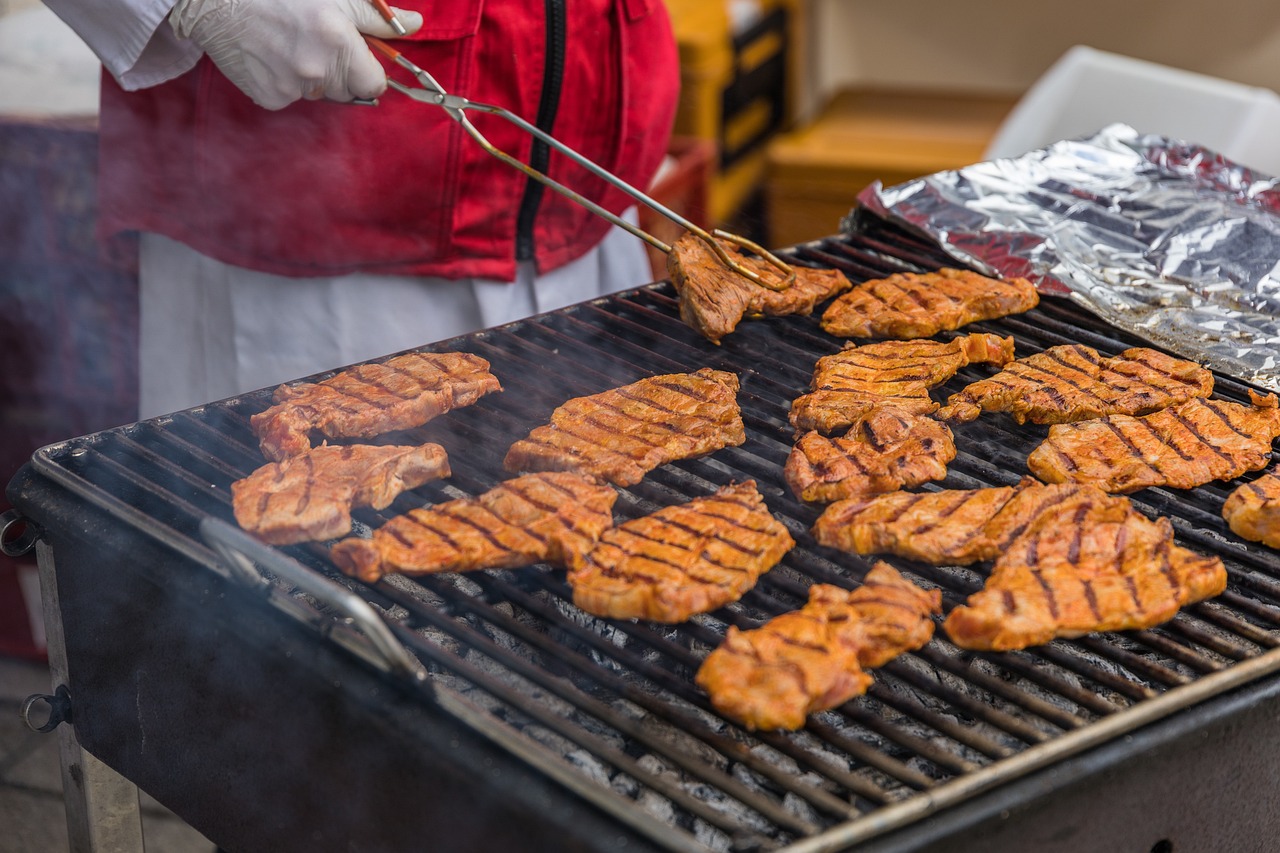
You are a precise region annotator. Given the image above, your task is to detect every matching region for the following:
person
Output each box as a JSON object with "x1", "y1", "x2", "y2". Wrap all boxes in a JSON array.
[{"x1": 43, "y1": 0, "x2": 680, "y2": 418}]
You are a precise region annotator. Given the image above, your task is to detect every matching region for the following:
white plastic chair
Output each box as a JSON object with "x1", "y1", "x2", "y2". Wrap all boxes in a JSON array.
[{"x1": 984, "y1": 45, "x2": 1280, "y2": 177}]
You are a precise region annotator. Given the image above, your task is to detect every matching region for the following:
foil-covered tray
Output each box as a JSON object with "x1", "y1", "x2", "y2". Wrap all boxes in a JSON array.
[{"x1": 855, "y1": 122, "x2": 1280, "y2": 393}]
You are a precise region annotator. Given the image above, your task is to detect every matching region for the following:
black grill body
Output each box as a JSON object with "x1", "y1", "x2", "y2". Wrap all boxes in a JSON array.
[{"x1": 9, "y1": 216, "x2": 1280, "y2": 852}]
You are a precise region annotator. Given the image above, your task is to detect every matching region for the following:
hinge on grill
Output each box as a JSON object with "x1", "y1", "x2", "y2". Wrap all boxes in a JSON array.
[
  {"x1": 21, "y1": 684, "x2": 73, "y2": 733},
  {"x1": 0, "y1": 509, "x2": 40, "y2": 558}
]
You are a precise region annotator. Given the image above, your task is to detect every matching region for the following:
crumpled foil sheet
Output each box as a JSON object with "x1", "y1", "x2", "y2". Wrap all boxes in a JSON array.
[{"x1": 854, "y1": 122, "x2": 1280, "y2": 393}]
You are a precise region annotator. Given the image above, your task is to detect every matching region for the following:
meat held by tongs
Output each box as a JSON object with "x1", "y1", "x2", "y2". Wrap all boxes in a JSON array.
[{"x1": 667, "y1": 232, "x2": 852, "y2": 344}]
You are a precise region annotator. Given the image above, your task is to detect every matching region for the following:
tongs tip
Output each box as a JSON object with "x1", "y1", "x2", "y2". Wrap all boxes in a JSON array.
[{"x1": 701, "y1": 229, "x2": 795, "y2": 291}]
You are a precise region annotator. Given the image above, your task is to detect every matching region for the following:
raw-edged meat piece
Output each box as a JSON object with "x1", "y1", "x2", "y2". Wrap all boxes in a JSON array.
[
  {"x1": 938, "y1": 345, "x2": 1213, "y2": 426},
  {"x1": 1027, "y1": 392, "x2": 1280, "y2": 494},
  {"x1": 330, "y1": 473, "x2": 617, "y2": 583},
  {"x1": 503, "y1": 368, "x2": 745, "y2": 487},
  {"x1": 695, "y1": 562, "x2": 940, "y2": 731},
  {"x1": 790, "y1": 333, "x2": 1015, "y2": 434},
  {"x1": 820, "y1": 267, "x2": 1038, "y2": 339},
  {"x1": 668, "y1": 232, "x2": 852, "y2": 344},
  {"x1": 232, "y1": 443, "x2": 450, "y2": 545},
  {"x1": 568, "y1": 481, "x2": 794, "y2": 623},
  {"x1": 784, "y1": 407, "x2": 955, "y2": 503},
  {"x1": 252, "y1": 351, "x2": 502, "y2": 461}
]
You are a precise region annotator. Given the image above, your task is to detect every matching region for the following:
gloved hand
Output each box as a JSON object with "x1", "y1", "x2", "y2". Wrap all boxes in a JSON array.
[{"x1": 169, "y1": 0, "x2": 423, "y2": 110}]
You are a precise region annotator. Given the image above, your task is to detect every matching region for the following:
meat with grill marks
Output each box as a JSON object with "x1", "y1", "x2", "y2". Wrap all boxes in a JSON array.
[
  {"x1": 1027, "y1": 391, "x2": 1280, "y2": 494},
  {"x1": 784, "y1": 407, "x2": 955, "y2": 503},
  {"x1": 789, "y1": 333, "x2": 1015, "y2": 434},
  {"x1": 232, "y1": 442, "x2": 450, "y2": 545},
  {"x1": 567, "y1": 481, "x2": 794, "y2": 623},
  {"x1": 251, "y1": 351, "x2": 502, "y2": 462},
  {"x1": 695, "y1": 562, "x2": 940, "y2": 731},
  {"x1": 1222, "y1": 465, "x2": 1280, "y2": 549},
  {"x1": 330, "y1": 473, "x2": 617, "y2": 583},
  {"x1": 937, "y1": 345, "x2": 1213, "y2": 426},
  {"x1": 503, "y1": 368, "x2": 745, "y2": 487},
  {"x1": 810, "y1": 478, "x2": 1226, "y2": 650},
  {"x1": 667, "y1": 232, "x2": 852, "y2": 344},
  {"x1": 814, "y1": 478, "x2": 1089, "y2": 565},
  {"x1": 820, "y1": 267, "x2": 1039, "y2": 340},
  {"x1": 944, "y1": 496, "x2": 1227, "y2": 651}
]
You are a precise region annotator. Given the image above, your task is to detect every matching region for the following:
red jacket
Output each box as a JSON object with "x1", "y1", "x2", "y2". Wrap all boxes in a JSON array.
[{"x1": 97, "y1": 0, "x2": 679, "y2": 280}]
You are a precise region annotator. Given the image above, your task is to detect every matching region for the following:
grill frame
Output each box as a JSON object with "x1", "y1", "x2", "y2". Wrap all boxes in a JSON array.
[{"x1": 10, "y1": 215, "x2": 1280, "y2": 852}]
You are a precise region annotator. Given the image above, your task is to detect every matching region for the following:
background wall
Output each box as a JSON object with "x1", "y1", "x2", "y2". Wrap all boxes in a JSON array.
[
  {"x1": 805, "y1": 0, "x2": 1280, "y2": 117},
  {"x1": 0, "y1": 0, "x2": 39, "y2": 15}
]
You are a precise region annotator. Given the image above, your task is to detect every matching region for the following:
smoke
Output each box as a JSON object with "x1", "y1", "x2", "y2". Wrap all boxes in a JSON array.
[{"x1": 0, "y1": 6, "x2": 137, "y2": 655}]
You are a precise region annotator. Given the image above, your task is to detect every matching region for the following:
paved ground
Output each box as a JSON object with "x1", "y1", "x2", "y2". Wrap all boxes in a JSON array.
[{"x1": 0, "y1": 654, "x2": 215, "y2": 853}]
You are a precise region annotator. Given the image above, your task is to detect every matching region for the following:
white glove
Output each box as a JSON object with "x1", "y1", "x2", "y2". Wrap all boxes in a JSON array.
[{"x1": 169, "y1": 0, "x2": 423, "y2": 110}]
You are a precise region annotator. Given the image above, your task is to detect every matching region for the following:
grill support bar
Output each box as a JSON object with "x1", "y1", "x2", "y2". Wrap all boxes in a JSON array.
[{"x1": 33, "y1": 540, "x2": 147, "y2": 853}]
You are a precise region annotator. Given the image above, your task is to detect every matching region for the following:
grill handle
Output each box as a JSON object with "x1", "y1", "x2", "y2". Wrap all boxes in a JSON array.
[{"x1": 199, "y1": 518, "x2": 429, "y2": 686}]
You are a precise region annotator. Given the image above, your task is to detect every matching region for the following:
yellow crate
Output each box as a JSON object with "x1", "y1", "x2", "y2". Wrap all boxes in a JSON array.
[
  {"x1": 765, "y1": 87, "x2": 1018, "y2": 247},
  {"x1": 664, "y1": 0, "x2": 805, "y2": 223}
]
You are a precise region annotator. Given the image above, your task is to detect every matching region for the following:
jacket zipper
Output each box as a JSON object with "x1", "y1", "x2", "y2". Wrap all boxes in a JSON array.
[{"x1": 514, "y1": 0, "x2": 568, "y2": 263}]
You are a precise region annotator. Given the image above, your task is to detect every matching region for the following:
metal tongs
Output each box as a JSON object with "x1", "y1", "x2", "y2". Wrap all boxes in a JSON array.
[{"x1": 364, "y1": 37, "x2": 795, "y2": 291}]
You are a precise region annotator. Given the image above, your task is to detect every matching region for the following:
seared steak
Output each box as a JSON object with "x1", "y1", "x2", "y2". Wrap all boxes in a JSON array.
[
  {"x1": 568, "y1": 481, "x2": 794, "y2": 623},
  {"x1": 232, "y1": 443, "x2": 450, "y2": 545},
  {"x1": 820, "y1": 267, "x2": 1038, "y2": 339},
  {"x1": 1027, "y1": 392, "x2": 1280, "y2": 493},
  {"x1": 938, "y1": 345, "x2": 1214, "y2": 426},
  {"x1": 790, "y1": 333, "x2": 1015, "y2": 434},
  {"x1": 945, "y1": 499, "x2": 1227, "y2": 651},
  {"x1": 667, "y1": 232, "x2": 852, "y2": 344},
  {"x1": 330, "y1": 473, "x2": 617, "y2": 583},
  {"x1": 784, "y1": 407, "x2": 955, "y2": 503},
  {"x1": 695, "y1": 562, "x2": 939, "y2": 731},
  {"x1": 503, "y1": 368, "x2": 745, "y2": 487},
  {"x1": 1222, "y1": 465, "x2": 1280, "y2": 549},
  {"x1": 252, "y1": 351, "x2": 502, "y2": 461}
]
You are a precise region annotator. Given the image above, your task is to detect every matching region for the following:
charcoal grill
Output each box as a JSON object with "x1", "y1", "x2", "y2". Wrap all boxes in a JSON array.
[{"x1": 7, "y1": 212, "x2": 1280, "y2": 853}]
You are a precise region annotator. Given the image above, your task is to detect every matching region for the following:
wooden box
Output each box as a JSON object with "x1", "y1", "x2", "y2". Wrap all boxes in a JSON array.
[{"x1": 764, "y1": 88, "x2": 1017, "y2": 247}]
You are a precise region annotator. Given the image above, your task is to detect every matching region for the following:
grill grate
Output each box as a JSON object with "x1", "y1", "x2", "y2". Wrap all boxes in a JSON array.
[{"x1": 29, "y1": 215, "x2": 1280, "y2": 852}]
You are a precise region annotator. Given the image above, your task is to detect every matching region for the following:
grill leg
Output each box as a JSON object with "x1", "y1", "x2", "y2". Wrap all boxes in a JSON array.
[{"x1": 37, "y1": 541, "x2": 146, "y2": 853}]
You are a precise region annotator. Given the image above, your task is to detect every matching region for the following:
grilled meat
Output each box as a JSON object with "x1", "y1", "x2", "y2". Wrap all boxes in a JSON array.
[
  {"x1": 790, "y1": 333, "x2": 1015, "y2": 434},
  {"x1": 784, "y1": 407, "x2": 955, "y2": 503},
  {"x1": 812, "y1": 479, "x2": 1225, "y2": 650},
  {"x1": 695, "y1": 562, "x2": 940, "y2": 731},
  {"x1": 503, "y1": 368, "x2": 745, "y2": 487},
  {"x1": 232, "y1": 443, "x2": 450, "y2": 545},
  {"x1": 938, "y1": 345, "x2": 1214, "y2": 426},
  {"x1": 1222, "y1": 465, "x2": 1280, "y2": 549},
  {"x1": 330, "y1": 473, "x2": 617, "y2": 583},
  {"x1": 251, "y1": 351, "x2": 502, "y2": 462},
  {"x1": 667, "y1": 232, "x2": 852, "y2": 344},
  {"x1": 815, "y1": 485, "x2": 1013, "y2": 564},
  {"x1": 945, "y1": 499, "x2": 1227, "y2": 651},
  {"x1": 568, "y1": 481, "x2": 794, "y2": 623},
  {"x1": 1027, "y1": 392, "x2": 1280, "y2": 494},
  {"x1": 814, "y1": 477, "x2": 1161, "y2": 565},
  {"x1": 820, "y1": 267, "x2": 1039, "y2": 340}
]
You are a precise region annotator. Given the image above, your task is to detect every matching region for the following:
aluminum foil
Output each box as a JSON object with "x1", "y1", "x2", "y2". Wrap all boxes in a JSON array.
[{"x1": 854, "y1": 122, "x2": 1280, "y2": 393}]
